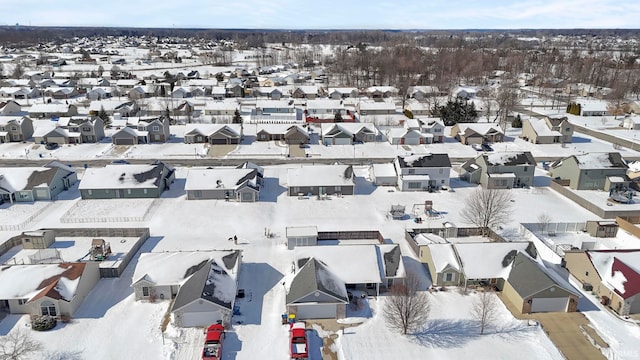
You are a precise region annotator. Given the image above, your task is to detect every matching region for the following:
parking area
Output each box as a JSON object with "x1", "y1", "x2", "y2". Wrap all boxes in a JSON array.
[
  {"x1": 207, "y1": 144, "x2": 237, "y2": 157},
  {"x1": 288, "y1": 144, "x2": 306, "y2": 158}
]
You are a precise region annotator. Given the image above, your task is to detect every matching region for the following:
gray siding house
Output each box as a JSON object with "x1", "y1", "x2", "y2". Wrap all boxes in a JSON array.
[
  {"x1": 0, "y1": 161, "x2": 77, "y2": 204},
  {"x1": 0, "y1": 116, "x2": 34, "y2": 142},
  {"x1": 79, "y1": 162, "x2": 175, "y2": 199},
  {"x1": 395, "y1": 153, "x2": 451, "y2": 191},
  {"x1": 287, "y1": 165, "x2": 355, "y2": 196},
  {"x1": 549, "y1": 153, "x2": 628, "y2": 190},
  {"x1": 460, "y1": 152, "x2": 536, "y2": 189},
  {"x1": 185, "y1": 168, "x2": 261, "y2": 202}
]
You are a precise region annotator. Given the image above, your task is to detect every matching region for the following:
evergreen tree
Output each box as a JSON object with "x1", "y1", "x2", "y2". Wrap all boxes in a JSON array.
[
  {"x1": 97, "y1": 106, "x2": 111, "y2": 127},
  {"x1": 436, "y1": 99, "x2": 478, "y2": 126},
  {"x1": 511, "y1": 114, "x2": 523, "y2": 128},
  {"x1": 334, "y1": 111, "x2": 343, "y2": 122},
  {"x1": 232, "y1": 109, "x2": 243, "y2": 124}
]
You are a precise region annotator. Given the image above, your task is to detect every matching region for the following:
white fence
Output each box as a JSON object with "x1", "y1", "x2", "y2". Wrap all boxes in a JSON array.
[
  {"x1": 0, "y1": 202, "x2": 54, "y2": 231},
  {"x1": 60, "y1": 199, "x2": 160, "y2": 224}
]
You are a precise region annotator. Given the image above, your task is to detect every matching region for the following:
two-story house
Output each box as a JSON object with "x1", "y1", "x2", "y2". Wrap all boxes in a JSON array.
[
  {"x1": 0, "y1": 116, "x2": 34, "y2": 143},
  {"x1": 57, "y1": 117, "x2": 105, "y2": 143},
  {"x1": 460, "y1": 151, "x2": 537, "y2": 189},
  {"x1": 395, "y1": 153, "x2": 451, "y2": 191},
  {"x1": 138, "y1": 116, "x2": 171, "y2": 143},
  {"x1": 321, "y1": 123, "x2": 378, "y2": 145},
  {"x1": 549, "y1": 152, "x2": 628, "y2": 190}
]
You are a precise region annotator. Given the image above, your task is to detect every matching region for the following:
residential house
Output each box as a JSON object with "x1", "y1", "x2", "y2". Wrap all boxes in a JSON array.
[
  {"x1": 565, "y1": 249, "x2": 640, "y2": 315},
  {"x1": 44, "y1": 87, "x2": 78, "y2": 99},
  {"x1": 76, "y1": 78, "x2": 111, "y2": 92},
  {"x1": 305, "y1": 99, "x2": 346, "y2": 119},
  {"x1": 111, "y1": 127, "x2": 148, "y2": 145},
  {"x1": 328, "y1": 87, "x2": 358, "y2": 99},
  {"x1": 0, "y1": 162, "x2": 77, "y2": 204},
  {"x1": 292, "y1": 85, "x2": 320, "y2": 99},
  {"x1": 0, "y1": 87, "x2": 40, "y2": 99},
  {"x1": 386, "y1": 127, "x2": 429, "y2": 145},
  {"x1": 131, "y1": 250, "x2": 241, "y2": 327},
  {"x1": 57, "y1": 117, "x2": 105, "y2": 143},
  {"x1": 204, "y1": 100, "x2": 238, "y2": 122},
  {"x1": 287, "y1": 165, "x2": 354, "y2": 196},
  {"x1": 578, "y1": 100, "x2": 610, "y2": 116},
  {"x1": 253, "y1": 87, "x2": 284, "y2": 100},
  {"x1": 549, "y1": 152, "x2": 628, "y2": 190},
  {"x1": 28, "y1": 103, "x2": 78, "y2": 119},
  {"x1": 0, "y1": 116, "x2": 33, "y2": 142},
  {"x1": 395, "y1": 154, "x2": 451, "y2": 191},
  {"x1": 320, "y1": 123, "x2": 378, "y2": 145},
  {"x1": 127, "y1": 85, "x2": 156, "y2": 100},
  {"x1": 621, "y1": 115, "x2": 640, "y2": 130},
  {"x1": 417, "y1": 118, "x2": 445, "y2": 143},
  {"x1": 183, "y1": 124, "x2": 241, "y2": 145},
  {"x1": 287, "y1": 244, "x2": 405, "y2": 319},
  {"x1": 408, "y1": 86, "x2": 440, "y2": 100},
  {"x1": 545, "y1": 116, "x2": 574, "y2": 143},
  {"x1": 86, "y1": 87, "x2": 116, "y2": 100},
  {"x1": 450, "y1": 123, "x2": 504, "y2": 145},
  {"x1": 0, "y1": 100, "x2": 22, "y2": 115},
  {"x1": 460, "y1": 151, "x2": 537, "y2": 189},
  {"x1": 138, "y1": 116, "x2": 171, "y2": 143},
  {"x1": 34, "y1": 127, "x2": 82, "y2": 144},
  {"x1": 256, "y1": 124, "x2": 309, "y2": 144},
  {"x1": 185, "y1": 168, "x2": 261, "y2": 202},
  {"x1": 78, "y1": 162, "x2": 175, "y2": 199},
  {"x1": 419, "y1": 241, "x2": 579, "y2": 313},
  {"x1": 405, "y1": 100, "x2": 433, "y2": 116},
  {"x1": 521, "y1": 116, "x2": 573, "y2": 144},
  {"x1": 0, "y1": 262, "x2": 100, "y2": 320},
  {"x1": 370, "y1": 163, "x2": 397, "y2": 186},
  {"x1": 356, "y1": 101, "x2": 396, "y2": 116},
  {"x1": 453, "y1": 86, "x2": 477, "y2": 100},
  {"x1": 366, "y1": 86, "x2": 398, "y2": 99},
  {"x1": 89, "y1": 100, "x2": 138, "y2": 117}
]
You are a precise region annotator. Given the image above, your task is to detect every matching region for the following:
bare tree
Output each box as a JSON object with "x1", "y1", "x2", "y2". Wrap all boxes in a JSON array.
[
  {"x1": 460, "y1": 188, "x2": 513, "y2": 237},
  {"x1": 471, "y1": 291, "x2": 499, "y2": 335},
  {"x1": 383, "y1": 271, "x2": 431, "y2": 335},
  {"x1": 0, "y1": 329, "x2": 43, "y2": 360},
  {"x1": 537, "y1": 213, "x2": 552, "y2": 235},
  {"x1": 495, "y1": 86, "x2": 518, "y2": 132}
]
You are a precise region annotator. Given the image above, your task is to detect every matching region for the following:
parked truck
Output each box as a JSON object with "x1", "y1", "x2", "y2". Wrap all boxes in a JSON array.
[
  {"x1": 202, "y1": 323, "x2": 225, "y2": 360},
  {"x1": 289, "y1": 322, "x2": 309, "y2": 360}
]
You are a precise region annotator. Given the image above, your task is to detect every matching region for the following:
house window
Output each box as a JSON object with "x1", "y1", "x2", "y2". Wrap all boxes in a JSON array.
[
  {"x1": 142, "y1": 287, "x2": 150, "y2": 297},
  {"x1": 82, "y1": 127, "x2": 91, "y2": 131},
  {"x1": 438, "y1": 168, "x2": 443, "y2": 174},
  {"x1": 87, "y1": 190, "x2": 92, "y2": 195},
  {"x1": 18, "y1": 299, "x2": 28, "y2": 305},
  {"x1": 565, "y1": 127, "x2": 571, "y2": 132},
  {"x1": 444, "y1": 273, "x2": 455, "y2": 282},
  {"x1": 10, "y1": 126, "x2": 17, "y2": 131},
  {"x1": 523, "y1": 166, "x2": 528, "y2": 172},
  {"x1": 335, "y1": 186, "x2": 341, "y2": 192},
  {"x1": 40, "y1": 301, "x2": 57, "y2": 316},
  {"x1": 408, "y1": 169, "x2": 415, "y2": 175},
  {"x1": 143, "y1": 189, "x2": 148, "y2": 194},
  {"x1": 408, "y1": 182, "x2": 421, "y2": 189},
  {"x1": 127, "y1": 189, "x2": 131, "y2": 195},
  {"x1": 152, "y1": 126, "x2": 159, "y2": 132}
]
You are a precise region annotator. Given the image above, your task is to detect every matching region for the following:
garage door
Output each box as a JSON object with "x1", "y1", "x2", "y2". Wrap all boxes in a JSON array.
[
  {"x1": 530, "y1": 297, "x2": 569, "y2": 313},
  {"x1": 629, "y1": 299, "x2": 640, "y2": 314},
  {"x1": 210, "y1": 138, "x2": 228, "y2": 145},
  {"x1": 240, "y1": 192, "x2": 254, "y2": 202},
  {"x1": 115, "y1": 138, "x2": 135, "y2": 145},
  {"x1": 180, "y1": 310, "x2": 222, "y2": 327},
  {"x1": 295, "y1": 304, "x2": 336, "y2": 319},
  {"x1": 34, "y1": 189, "x2": 49, "y2": 200},
  {"x1": 333, "y1": 138, "x2": 351, "y2": 145}
]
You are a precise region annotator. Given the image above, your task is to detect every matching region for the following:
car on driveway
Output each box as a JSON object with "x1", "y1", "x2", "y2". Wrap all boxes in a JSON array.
[
  {"x1": 481, "y1": 143, "x2": 493, "y2": 151},
  {"x1": 202, "y1": 323, "x2": 224, "y2": 360},
  {"x1": 471, "y1": 143, "x2": 483, "y2": 151},
  {"x1": 45, "y1": 142, "x2": 59, "y2": 150},
  {"x1": 290, "y1": 322, "x2": 309, "y2": 359}
]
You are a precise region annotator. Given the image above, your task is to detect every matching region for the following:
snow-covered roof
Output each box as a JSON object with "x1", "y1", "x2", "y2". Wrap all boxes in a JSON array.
[
  {"x1": 287, "y1": 165, "x2": 353, "y2": 187},
  {"x1": 132, "y1": 250, "x2": 240, "y2": 286},
  {"x1": 428, "y1": 243, "x2": 461, "y2": 272},
  {"x1": 484, "y1": 151, "x2": 536, "y2": 166},
  {"x1": 574, "y1": 153, "x2": 627, "y2": 170},
  {"x1": 79, "y1": 163, "x2": 169, "y2": 190},
  {"x1": 29, "y1": 102, "x2": 72, "y2": 114},
  {"x1": 184, "y1": 168, "x2": 257, "y2": 191},
  {"x1": 457, "y1": 123, "x2": 503, "y2": 136},
  {"x1": 371, "y1": 163, "x2": 397, "y2": 178},
  {"x1": 587, "y1": 250, "x2": 640, "y2": 299},
  {"x1": 295, "y1": 245, "x2": 382, "y2": 284},
  {"x1": 414, "y1": 233, "x2": 447, "y2": 245},
  {"x1": 527, "y1": 118, "x2": 562, "y2": 137},
  {"x1": 0, "y1": 263, "x2": 86, "y2": 302},
  {"x1": 455, "y1": 242, "x2": 531, "y2": 279}
]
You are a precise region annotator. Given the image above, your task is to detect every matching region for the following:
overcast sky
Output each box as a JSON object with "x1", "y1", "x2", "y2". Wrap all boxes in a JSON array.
[{"x1": 3, "y1": 0, "x2": 640, "y2": 29}]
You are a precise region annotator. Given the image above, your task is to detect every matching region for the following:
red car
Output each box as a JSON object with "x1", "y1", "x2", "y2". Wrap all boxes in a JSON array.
[
  {"x1": 202, "y1": 324, "x2": 225, "y2": 360},
  {"x1": 289, "y1": 322, "x2": 308, "y2": 359}
]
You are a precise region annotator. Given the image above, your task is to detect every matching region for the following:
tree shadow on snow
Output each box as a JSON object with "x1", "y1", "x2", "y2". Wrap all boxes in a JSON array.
[
  {"x1": 260, "y1": 177, "x2": 287, "y2": 202},
  {"x1": 73, "y1": 236, "x2": 165, "y2": 319},
  {"x1": 411, "y1": 319, "x2": 480, "y2": 348},
  {"x1": 232, "y1": 262, "x2": 284, "y2": 325}
]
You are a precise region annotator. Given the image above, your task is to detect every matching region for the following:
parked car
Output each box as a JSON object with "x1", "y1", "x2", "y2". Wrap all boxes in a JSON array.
[
  {"x1": 45, "y1": 142, "x2": 59, "y2": 150},
  {"x1": 290, "y1": 322, "x2": 309, "y2": 359},
  {"x1": 111, "y1": 159, "x2": 130, "y2": 164},
  {"x1": 481, "y1": 143, "x2": 493, "y2": 151},
  {"x1": 202, "y1": 323, "x2": 225, "y2": 360},
  {"x1": 471, "y1": 143, "x2": 483, "y2": 151}
]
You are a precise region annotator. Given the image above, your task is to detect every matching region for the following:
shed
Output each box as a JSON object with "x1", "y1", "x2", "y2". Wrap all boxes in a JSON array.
[
  {"x1": 286, "y1": 226, "x2": 318, "y2": 250},
  {"x1": 585, "y1": 220, "x2": 619, "y2": 238}
]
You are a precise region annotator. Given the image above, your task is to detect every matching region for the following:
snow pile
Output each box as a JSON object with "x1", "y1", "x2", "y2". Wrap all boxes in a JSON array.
[
  {"x1": 208, "y1": 262, "x2": 236, "y2": 304},
  {"x1": 55, "y1": 276, "x2": 80, "y2": 302},
  {"x1": 605, "y1": 270, "x2": 627, "y2": 294}
]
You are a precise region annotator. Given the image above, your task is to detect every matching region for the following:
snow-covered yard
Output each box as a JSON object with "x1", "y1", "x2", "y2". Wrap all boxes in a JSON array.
[{"x1": 61, "y1": 198, "x2": 157, "y2": 223}]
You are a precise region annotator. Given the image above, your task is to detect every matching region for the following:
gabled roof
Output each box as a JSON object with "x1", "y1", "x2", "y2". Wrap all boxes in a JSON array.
[
  {"x1": 454, "y1": 242, "x2": 532, "y2": 279},
  {"x1": 185, "y1": 168, "x2": 259, "y2": 191},
  {"x1": 0, "y1": 262, "x2": 86, "y2": 302},
  {"x1": 507, "y1": 252, "x2": 579, "y2": 298},
  {"x1": 587, "y1": 250, "x2": 640, "y2": 299},
  {"x1": 483, "y1": 152, "x2": 536, "y2": 167},
  {"x1": 552, "y1": 153, "x2": 627, "y2": 170},
  {"x1": 79, "y1": 162, "x2": 173, "y2": 190},
  {"x1": 377, "y1": 244, "x2": 406, "y2": 279},
  {"x1": 456, "y1": 123, "x2": 503, "y2": 136},
  {"x1": 287, "y1": 165, "x2": 354, "y2": 188},
  {"x1": 286, "y1": 258, "x2": 349, "y2": 305},
  {"x1": 397, "y1": 153, "x2": 451, "y2": 168},
  {"x1": 171, "y1": 251, "x2": 241, "y2": 312},
  {"x1": 426, "y1": 243, "x2": 461, "y2": 272}
]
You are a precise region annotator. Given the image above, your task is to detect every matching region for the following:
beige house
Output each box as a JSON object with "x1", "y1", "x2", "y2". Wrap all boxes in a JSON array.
[
  {"x1": 565, "y1": 249, "x2": 640, "y2": 315},
  {"x1": 549, "y1": 152, "x2": 628, "y2": 190},
  {"x1": 0, "y1": 262, "x2": 100, "y2": 319},
  {"x1": 450, "y1": 123, "x2": 504, "y2": 145},
  {"x1": 459, "y1": 151, "x2": 536, "y2": 189}
]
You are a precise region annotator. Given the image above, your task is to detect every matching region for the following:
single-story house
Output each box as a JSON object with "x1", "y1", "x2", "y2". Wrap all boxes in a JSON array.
[
  {"x1": 78, "y1": 162, "x2": 175, "y2": 199},
  {"x1": 131, "y1": 250, "x2": 241, "y2": 327},
  {"x1": 111, "y1": 127, "x2": 148, "y2": 145},
  {"x1": 0, "y1": 161, "x2": 77, "y2": 204},
  {"x1": 28, "y1": 103, "x2": 78, "y2": 118},
  {"x1": 185, "y1": 168, "x2": 261, "y2": 202},
  {"x1": 287, "y1": 165, "x2": 354, "y2": 196},
  {"x1": 320, "y1": 123, "x2": 378, "y2": 145},
  {"x1": 256, "y1": 124, "x2": 309, "y2": 144},
  {"x1": 565, "y1": 249, "x2": 640, "y2": 315},
  {"x1": 450, "y1": 123, "x2": 504, "y2": 145},
  {"x1": 183, "y1": 124, "x2": 241, "y2": 145},
  {"x1": 0, "y1": 262, "x2": 100, "y2": 319}
]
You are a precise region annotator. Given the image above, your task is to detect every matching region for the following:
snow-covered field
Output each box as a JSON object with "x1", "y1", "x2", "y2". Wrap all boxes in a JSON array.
[{"x1": 0, "y1": 165, "x2": 638, "y2": 360}]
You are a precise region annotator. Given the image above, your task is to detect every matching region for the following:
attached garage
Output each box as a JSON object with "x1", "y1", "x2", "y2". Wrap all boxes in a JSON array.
[
  {"x1": 332, "y1": 137, "x2": 351, "y2": 145},
  {"x1": 629, "y1": 298, "x2": 640, "y2": 314},
  {"x1": 34, "y1": 188, "x2": 50, "y2": 200},
  {"x1": 178, "y1": 310, "x2": 223, "y2": 327},
  {"x1": 113, "y1": 138, "x2": 135, "y2": 145},
  {"x1": 530, "y1": 297, "x2": 569, "y2": 313},
  {"x1": 294, "y1": 304, "x2": 337, "y2": 319}
]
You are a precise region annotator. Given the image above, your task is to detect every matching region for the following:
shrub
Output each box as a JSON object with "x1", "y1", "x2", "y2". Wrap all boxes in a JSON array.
[{"x1": 32, "y1": 315, "x2": 57, "y2": 331}]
